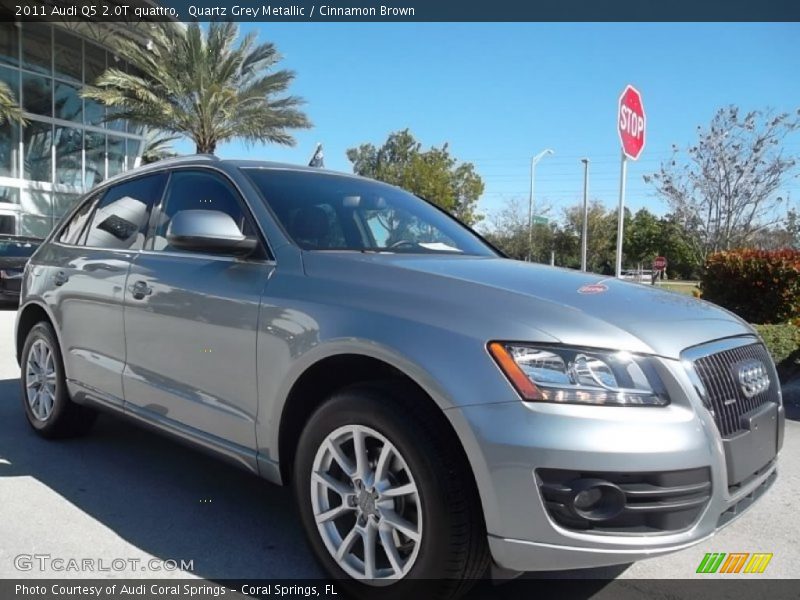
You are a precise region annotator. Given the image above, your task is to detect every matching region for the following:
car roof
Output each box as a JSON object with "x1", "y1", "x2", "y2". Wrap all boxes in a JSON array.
[{"x1": 100, "y1": 155, "x2": 366, "y2": 188}]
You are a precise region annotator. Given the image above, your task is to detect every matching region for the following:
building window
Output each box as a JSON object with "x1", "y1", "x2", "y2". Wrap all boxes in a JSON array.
[
  {"x1": 0, "y1": 22, "x2": 20, "y2": 68},
  {"x1": 53, "y1": 191, "x2": 82, "y2": 221},
  {"x1": 21, "y1": 23, "x2": 52, "y2": 76},
  {"x1": 54, "y1": 127, "x2": 83, "y2": 187},
  {"x1": 22, "y1": 72, "x2": 52, "y2": 117},
  {"x1": 2, "y1": 24, "x2": 144, "y2": 238},
  {"x1": 0, "y1": 121, "x2": 20, "y2": 179},
  {"x1": 20, "y1": 189, "x2": 53, "y2": 237},
  {"x1": 85, "y1": 131, "x2": 106, "y2": 187},
  {"x1": 0, "y1": 65, "x2": 18, "y2": 99},
  {"x1": 107, "y1": 135, "x2": 125, "y2": 178},
  {"x1": 0, "y1": 186, "x2": 20, "y2": 205},
  {"x1": 126, "y1": 139, "x2": 141, "y2": 170},
  {"x1": 54, "y1": 80, "x2": 83, "y2": 123},
  {"x1": 23, "y1": 120, "x2": 53, "y2": 182},
  {"x1": 84, "y1": 42, "x2": 106, "y2": 86},
  {"x1": 84, "y1": 97, "x2": 105, "y2": 127},
  {"x1": 54, "y1": 29, "x2": 82, "y2": 82}
]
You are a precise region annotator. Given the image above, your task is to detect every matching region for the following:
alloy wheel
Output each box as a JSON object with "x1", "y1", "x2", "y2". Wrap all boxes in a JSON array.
[
  {"x1": 25, "y1": 339, "x2": 57, "y2": 421},
  {"x1": 310, "y1": 424, "x2": 423, "y2": 583}
]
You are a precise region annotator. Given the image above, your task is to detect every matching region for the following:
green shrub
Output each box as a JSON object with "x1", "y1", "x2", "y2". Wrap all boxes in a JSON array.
[
  {"x1": 753, "y1": 323, "x2": 800, "y2": 381},
  {"x1": 700, "y1": 249, "x2": 800, "y2": 324}
]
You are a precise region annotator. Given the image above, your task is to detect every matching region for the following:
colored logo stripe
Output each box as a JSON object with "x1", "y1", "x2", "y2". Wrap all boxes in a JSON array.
[
  {"x1": 720, "y1": 553, "x2": 749, "y2": 573},
  {"x1": 744, "y1": 553, "x2": 773, "y2": 574},
  {"x1": 697, "y1": 553, "x2": 726, "y2": 573},
  {"x1": 696, "y1": 552, "x2": 772, "y2": 574}
]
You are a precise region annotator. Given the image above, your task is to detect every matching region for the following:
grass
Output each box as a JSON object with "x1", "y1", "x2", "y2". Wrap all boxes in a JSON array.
[{"x1": 656, "y1": 281, "x2": 700, "y2": 296}]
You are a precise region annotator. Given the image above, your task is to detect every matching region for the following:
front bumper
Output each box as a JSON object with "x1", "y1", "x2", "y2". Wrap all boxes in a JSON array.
[
  {"x1": 446, "y1": 352, "x2": 783, "y2": 572},
  {"x1": 488, "y1": 467, "x2": 777, "y2": 571}
]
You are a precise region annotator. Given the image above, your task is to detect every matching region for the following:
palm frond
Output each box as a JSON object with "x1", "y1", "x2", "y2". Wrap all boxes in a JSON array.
[
  {"x1": 0, "y1": 81, "x2": 26, "y2": 125},
  {"x1": 80, "y1": 21, "x2": 308, "y2": 154},
  {"x1": 140, "y1": 129, "x2": 180, "y2": 164}
]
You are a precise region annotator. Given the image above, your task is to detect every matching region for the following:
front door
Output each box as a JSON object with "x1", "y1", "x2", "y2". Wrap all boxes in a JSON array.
[{"x1": 122, "y1": 169, "x2": 271, "y2": 451}]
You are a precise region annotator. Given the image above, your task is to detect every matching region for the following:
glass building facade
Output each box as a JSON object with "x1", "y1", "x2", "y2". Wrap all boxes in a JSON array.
[{"x1": 0, "y1": 21, "x2": 145, "y2": 237}]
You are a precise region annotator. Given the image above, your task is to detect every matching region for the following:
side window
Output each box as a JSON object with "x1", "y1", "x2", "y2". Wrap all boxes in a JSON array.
[
  {"x1": 152, "y1": 170, "x2": 257, "y2": 252},
  {"x1": 83, "y1": 173, "x2": 168, "y2": 250},
  {"x1": 58, "y1": 193, "x2": 99, "y2": 245}
]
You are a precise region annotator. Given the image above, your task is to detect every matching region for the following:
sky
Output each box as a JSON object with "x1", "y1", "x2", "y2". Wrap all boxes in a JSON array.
[{"x1": 175, "y1": 22, "x2": 800, "y2": 227}]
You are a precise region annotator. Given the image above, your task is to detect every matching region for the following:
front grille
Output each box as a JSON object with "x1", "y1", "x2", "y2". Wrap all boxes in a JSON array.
[{"x1": 693, "y1": 343, "x2": 778, "y2": 438}]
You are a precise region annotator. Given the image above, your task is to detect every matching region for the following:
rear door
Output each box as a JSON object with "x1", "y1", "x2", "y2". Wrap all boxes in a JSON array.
[
  {"x1": 122, "y1": 168, "x2": 271, "y2": 451},
  {"x1": 46, "y1": 173, "x2": 167, "y2": 406}
]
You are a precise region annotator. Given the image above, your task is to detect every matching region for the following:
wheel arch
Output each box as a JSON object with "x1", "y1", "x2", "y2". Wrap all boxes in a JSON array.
[
  {"x1": 274, "y1": 350, "x2": 480, "y2": 501},
  {"x1": 16, "y1": 301, "x2": 60, "y2": 368}
]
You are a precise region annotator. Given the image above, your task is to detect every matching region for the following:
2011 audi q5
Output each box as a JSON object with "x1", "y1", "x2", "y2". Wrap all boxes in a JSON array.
[{"x1": 15, "y1": 156, "x2": 784, "y2": 599}]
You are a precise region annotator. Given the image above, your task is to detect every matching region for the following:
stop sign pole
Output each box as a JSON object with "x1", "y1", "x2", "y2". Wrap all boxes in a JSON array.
[
  {"x1": 615, "y1": 85, "x2": 646, "y2": 278},
  {"x1": 615, "y1": 150, "x2": 628, "y2": 279}
]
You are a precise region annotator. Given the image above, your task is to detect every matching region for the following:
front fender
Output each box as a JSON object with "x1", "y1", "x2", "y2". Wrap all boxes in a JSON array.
[{"x1": 259, "y1": 336, "x2": 460, "y2": 465}]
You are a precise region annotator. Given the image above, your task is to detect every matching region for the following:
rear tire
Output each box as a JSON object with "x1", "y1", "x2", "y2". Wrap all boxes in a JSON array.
[
  {"x1": 20, "y1": 321, "x2": 96, "y2": 439},
  {"x1": 294, "y1": 382, "x2": 489, "y2": 600}
]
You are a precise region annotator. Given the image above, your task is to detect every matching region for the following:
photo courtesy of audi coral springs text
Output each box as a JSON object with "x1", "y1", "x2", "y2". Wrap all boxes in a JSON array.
[{"x1": 15, "y1": 156, "x2": 785, "y2": 600}]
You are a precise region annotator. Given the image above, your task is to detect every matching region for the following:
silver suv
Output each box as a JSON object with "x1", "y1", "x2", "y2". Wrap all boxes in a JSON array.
[{"x1": 16, "y1": 156, "x2": 784, "y2": 598}]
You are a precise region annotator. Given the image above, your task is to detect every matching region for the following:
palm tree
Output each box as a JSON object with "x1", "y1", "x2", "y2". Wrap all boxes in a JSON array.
[
  {"x1": 83, "y1": 22, "x2": 311, "y2": 154},
  {"x1": 140, "y1": 129, "x2": 179, "y2": 165},
  {"x1": 0, "y1": 81, "x2": 25, "y2": 125}
]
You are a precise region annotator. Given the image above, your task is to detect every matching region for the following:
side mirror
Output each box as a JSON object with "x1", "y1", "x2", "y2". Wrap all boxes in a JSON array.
[{"x1": 166, "y1": 210, "x2": 258, "y2": 256}]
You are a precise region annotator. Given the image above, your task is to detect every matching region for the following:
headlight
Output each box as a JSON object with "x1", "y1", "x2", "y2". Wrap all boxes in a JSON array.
[{"x1": 488, "y1": 342, "x2": 669, "y2": 406}]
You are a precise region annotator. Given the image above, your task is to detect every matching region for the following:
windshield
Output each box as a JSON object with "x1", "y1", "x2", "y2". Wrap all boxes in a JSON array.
[
  {"x1": 244, "y1": 169, "x2": 497, "y2": 256},
  {"x1": 0, "y1": 239, "x2": 39, "y2": 258}
]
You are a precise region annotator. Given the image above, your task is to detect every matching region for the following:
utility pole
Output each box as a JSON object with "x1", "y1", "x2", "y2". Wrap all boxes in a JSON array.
[
  {"x1": 527, "y1": 149, "x2": 554, "y2": 262},
  {"x1": 580, "y1": 158, "x2": 589, "y2": 272}
]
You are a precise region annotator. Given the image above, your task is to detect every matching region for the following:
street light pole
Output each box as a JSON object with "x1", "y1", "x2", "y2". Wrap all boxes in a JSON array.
[
  {"x1": 580, "y1": 158, "x2": 589, "y2": 272},
  {"x1": 527, "y1": 149, "x2": 554, "y2": 262}
]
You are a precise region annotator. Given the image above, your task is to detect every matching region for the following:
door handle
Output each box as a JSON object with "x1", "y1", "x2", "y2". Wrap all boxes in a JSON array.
[
  {"x1": 130, "y1": 280, "x2": 152, "y2": 300},
  {"x1": 53, "y1": 271, "x2": 69, "y2": 286}
]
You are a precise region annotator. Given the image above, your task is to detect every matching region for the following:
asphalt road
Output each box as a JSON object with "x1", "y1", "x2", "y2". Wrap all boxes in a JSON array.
[{"x1": 1, "y1": 307, "x2": 798, "y2": 595}]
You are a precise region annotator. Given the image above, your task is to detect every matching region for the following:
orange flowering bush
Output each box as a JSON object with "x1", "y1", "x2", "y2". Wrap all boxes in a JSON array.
[{"x1": 700, "y1": 249, "x2": 800, "y2": 324}]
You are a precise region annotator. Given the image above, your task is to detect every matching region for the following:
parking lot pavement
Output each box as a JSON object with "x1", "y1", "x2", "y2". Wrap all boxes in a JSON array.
[{"x1": 1, "y1": 307, "x2": 798, "y2": 590}]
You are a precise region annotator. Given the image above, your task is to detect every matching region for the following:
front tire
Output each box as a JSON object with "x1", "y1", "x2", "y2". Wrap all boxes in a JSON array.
[
  {"x1": 294, "y1": 382, "x2": 489, "y2": 600},
  {"x1": 20, "y1": 321, "x2": 96, "y2": 439}
]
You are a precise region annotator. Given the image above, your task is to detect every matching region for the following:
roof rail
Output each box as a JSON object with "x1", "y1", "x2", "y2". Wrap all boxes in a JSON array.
[
  {"x1": 94, "y1": 153, "x2": 222, "y2": 188},
  {"x1": 153, "y1": 154, "x2": 221, "y2": 165}
]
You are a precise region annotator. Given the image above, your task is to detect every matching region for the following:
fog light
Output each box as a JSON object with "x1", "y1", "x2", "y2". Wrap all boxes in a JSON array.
[
  {"x1": 570, "y1": 479, "x2": 626, "y2": 521},
  {"x1": 574, "y1": 488, "x2": 603, "y2": 511}
]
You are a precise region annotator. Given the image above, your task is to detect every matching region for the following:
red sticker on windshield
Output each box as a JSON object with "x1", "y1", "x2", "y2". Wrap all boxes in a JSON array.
[{"x1": 578, "y1": 283, "x2": 608, "y2": 294}]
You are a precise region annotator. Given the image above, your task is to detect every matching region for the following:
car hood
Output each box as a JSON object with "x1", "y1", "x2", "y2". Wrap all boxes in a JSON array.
[{"x1": 302, "y1": 253, "x2": 754, "y2": 359}]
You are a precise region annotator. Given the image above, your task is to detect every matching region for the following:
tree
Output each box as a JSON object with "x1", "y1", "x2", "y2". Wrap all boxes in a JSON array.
[
  {"x1": 644, "y1": 106, "x2": 800, "y2": 263},
  {"x1": 347, "y1": 129, "x2": 485, "y2": 226},
  {"x1": 656, "y1": 214, "x2": 701, "y2": 279},
  {"x1": 787, "y1": 208, "x2": 800, "y2": 249},
  {"x1": 624, "y1": 208, "x2": 661, "y2": 265},
  {"x1": 482, "y1": 198, "x2": 555, "y2": 261},
  {"x1": 562, "y1": 201, "x2": 619, "y2": 272},
  {"x1": 82, "y1": 21, "x2": 310, "y2": 154},
  {"x1": 0, "y1": 81, "x2": 25, "y2": 125}
]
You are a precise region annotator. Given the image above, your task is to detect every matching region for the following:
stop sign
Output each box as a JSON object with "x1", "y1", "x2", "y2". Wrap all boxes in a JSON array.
[
  {"x1": 654, "y1": 256, "x2": 667, "y2": 270},
  {"x1": 618, "y1": 85, "x2": 646, "y2": 160}
]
